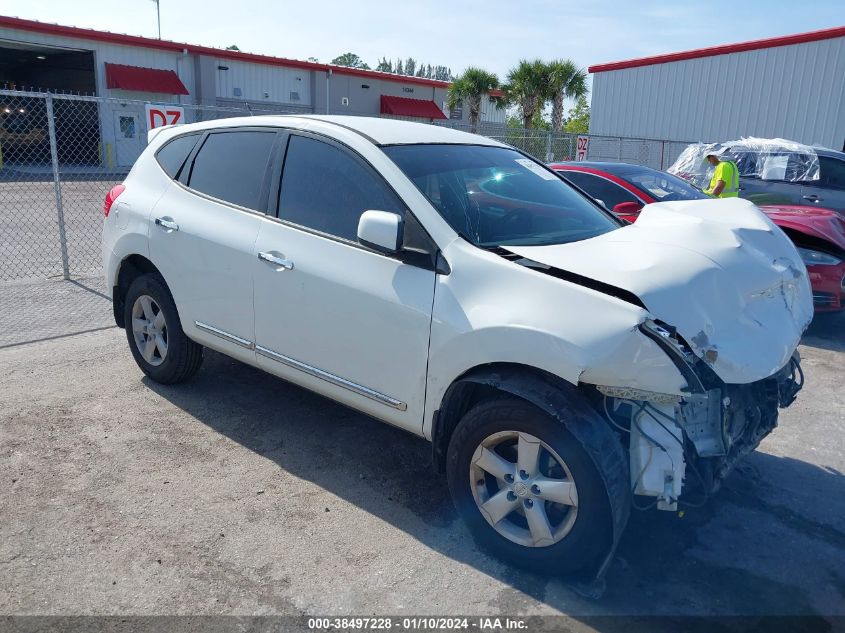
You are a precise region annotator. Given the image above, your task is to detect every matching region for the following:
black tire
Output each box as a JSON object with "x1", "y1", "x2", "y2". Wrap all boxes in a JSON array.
[
  {"x1": 123, "y1": 273, "x2": 203, "y2": 384},
  {"x1": 446, "y1": 397, "x2": 615, "y2": 575}
]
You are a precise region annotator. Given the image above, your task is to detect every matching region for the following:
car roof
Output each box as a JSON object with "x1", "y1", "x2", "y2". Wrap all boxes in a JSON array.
[
  {"x1": 550, "y1": 161, "x2": 659, "y2": 176},
  {"x1": 157, "y1": 114, "x2": 507, "y2": 148}
]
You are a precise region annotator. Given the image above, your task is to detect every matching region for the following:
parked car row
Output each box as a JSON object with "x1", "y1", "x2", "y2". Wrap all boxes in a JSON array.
[{"x1": 550, "y1": 162, "x2": 845, "y2": 313}]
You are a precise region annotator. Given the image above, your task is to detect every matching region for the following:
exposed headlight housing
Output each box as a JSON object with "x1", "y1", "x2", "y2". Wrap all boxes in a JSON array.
[{"x1": 797, "y1": 247, "x2": 842, "y2": 266}]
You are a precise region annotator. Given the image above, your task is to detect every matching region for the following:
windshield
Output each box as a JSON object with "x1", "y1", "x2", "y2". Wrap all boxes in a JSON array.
[
  {"x1": 383, "y1": 144, "x2": 619, "y2": 248},
  {"x1": 625, "y1": 168, "x2": 708, "y2": 202}
]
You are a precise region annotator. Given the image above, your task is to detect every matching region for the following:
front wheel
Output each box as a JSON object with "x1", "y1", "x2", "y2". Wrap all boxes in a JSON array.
[
  {"x1": 446, "y1": 398, "x2": 616, "y2": 575},
  {"x1": 123, "y1": 273, "x2": 203, "y2": 384}
]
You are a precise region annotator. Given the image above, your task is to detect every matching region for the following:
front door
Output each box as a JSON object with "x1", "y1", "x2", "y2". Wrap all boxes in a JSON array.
[
  {"x1": 801, "y1": 155, "x2": 845, "y2": 213},
  {"x1": 252, "y1": 132, "x2": 436, "y2": 432}
]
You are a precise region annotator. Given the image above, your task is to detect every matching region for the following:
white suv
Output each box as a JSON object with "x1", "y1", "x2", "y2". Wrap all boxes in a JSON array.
[{"x1": 102, "y1": 116, "x2": 811, "y2": 580}]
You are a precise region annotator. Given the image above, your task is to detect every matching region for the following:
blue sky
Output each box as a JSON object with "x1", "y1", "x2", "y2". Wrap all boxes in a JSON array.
[{"x1": 5, "y1": 0, "x2": 844, "y2": 82}]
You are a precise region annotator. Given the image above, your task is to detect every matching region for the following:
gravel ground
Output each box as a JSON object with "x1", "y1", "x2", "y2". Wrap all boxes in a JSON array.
[{"x1": 0, "y1": 285, "x2": 843, "y2": 627}]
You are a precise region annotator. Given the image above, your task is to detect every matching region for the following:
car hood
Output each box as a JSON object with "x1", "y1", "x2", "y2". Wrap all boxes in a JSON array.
[
  {"x1": 760, "y1": 205, "x2": 845, "y2": 251},
  {"x1": 507, "y1": 198, "x2": 813, "y2": 384}
]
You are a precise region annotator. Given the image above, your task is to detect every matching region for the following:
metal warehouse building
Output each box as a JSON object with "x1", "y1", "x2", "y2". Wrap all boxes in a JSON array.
[
  {"x1": 0, "y1": 15, "x2": 503, "y2": 167},
  {"x1": 588, "y1": 26, "x2": 845, "y2": 151}
]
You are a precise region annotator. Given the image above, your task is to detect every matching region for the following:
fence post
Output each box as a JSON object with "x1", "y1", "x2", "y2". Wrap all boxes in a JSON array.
[
  {"x1": 617, "y1": 136, "x2": 623, "y2": 161},
  {"x1": 545, "y1": 131, "x2": 552, "y2": 162},
  {"x1": 45, "y1": 94, "x2": 70, "y2": 280}
]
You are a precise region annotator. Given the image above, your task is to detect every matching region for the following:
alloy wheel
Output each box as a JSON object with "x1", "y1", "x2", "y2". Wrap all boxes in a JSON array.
[
  {"x1": 470, "y1": 431, "x2": 578, "y2": 547},
  {"x1": 131, "y1": 294, "x2": 168, "y2": 367}
]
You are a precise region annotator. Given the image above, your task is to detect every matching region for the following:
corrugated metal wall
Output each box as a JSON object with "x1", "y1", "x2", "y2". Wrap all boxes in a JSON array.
[
  {"x1": 214, "y1": 58, "x2": 310, "y2": 107},
  {"x1": 0, "y1": 26, "x2": 195, "y2": 99},
  {"x1": 590, "y1": 36, "x2": 845, "y2": 150}
]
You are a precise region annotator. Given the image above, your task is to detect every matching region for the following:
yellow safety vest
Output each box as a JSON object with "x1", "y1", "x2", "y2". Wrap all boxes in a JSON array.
[{"x1": 707, "y1": 160, "x2": 739, "y2": 198}]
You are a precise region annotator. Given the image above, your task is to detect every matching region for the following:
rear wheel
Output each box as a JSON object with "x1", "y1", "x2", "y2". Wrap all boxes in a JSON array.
[
  {"x1": 446, "y1": 398, "x2": 615, "y2": 574},
  {"x1": 124, "y1": 274, "x2": 203, "y2": 384}
]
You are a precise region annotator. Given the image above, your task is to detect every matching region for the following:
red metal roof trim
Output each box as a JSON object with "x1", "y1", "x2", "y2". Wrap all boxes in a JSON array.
[
  {"x1": 105, "y1": 62, "x2": 189, "y2": 94},
  {"x1": 380, "y1": 95, "x2": 447, "y2": 119},
  {"x1": 0, "y1": 15, "x2": 451, "y2": 88},
  {"x1": 589, "y1": 25, "x2": 845, "y2": 73}
]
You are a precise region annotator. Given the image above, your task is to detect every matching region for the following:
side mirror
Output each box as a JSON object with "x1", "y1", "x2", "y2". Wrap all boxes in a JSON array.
[
  {"x1": 357, "y1": 210, "x2": 403, "y2": 254},
  {"x1": 612, "y1": 201, "x2": 643, "y2": 220}
]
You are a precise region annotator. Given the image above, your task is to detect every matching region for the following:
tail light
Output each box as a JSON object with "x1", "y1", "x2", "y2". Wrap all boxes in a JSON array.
[{"x1": 104, "y1": 184, "x2": 126, "y2": 217}]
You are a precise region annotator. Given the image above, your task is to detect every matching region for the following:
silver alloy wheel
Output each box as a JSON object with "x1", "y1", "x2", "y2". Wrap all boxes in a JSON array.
[
  {"x1": 131, "y1": 294, "x2": 168, "y2": 367},
  {"x1": 470, "y1": 431, "x2": 579, "y2": 547}
]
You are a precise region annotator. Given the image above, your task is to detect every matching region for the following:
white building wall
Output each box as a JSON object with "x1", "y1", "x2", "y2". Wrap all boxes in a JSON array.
[
  {"x1": 0, "y1": 26, "x2": 195, "y2": 100},
  {"x1": 481, "y1": 97, "x2": 506, "y2": 124},
  {"x1": 589, "y1": 36, "x2": 845, "y2": 150},
  {"x1": 214, "y1": 58, "x2": 310, "y2": 107}
]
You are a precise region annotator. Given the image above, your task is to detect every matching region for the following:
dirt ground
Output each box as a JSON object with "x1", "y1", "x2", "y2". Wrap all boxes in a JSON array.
[{"x1": 0, "y1": 281, "x2": 843, "y2": 628}]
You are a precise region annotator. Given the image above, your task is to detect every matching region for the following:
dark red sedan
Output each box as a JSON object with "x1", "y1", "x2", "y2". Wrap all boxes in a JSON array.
[{"x1": 551, "y1": 162, "x2": 845, "y2": 312}]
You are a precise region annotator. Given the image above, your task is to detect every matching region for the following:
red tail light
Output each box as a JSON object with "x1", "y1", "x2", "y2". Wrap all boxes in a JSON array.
[{"x1": 104, "y1": 184, "x2": 126, "y2": 217}]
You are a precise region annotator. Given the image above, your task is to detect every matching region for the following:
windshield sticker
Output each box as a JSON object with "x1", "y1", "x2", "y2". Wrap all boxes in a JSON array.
[{"x1": 515, "y1": 158, "x2": 558, "y2": 180}]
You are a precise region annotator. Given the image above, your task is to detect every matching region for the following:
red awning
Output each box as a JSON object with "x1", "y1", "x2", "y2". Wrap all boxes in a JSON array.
[
  {"x1": 380, "y1": 95, "x2": 447, "y2": 120},
  {"x1": 105, "y1": 63, "x2": 189, "y2": 95}
]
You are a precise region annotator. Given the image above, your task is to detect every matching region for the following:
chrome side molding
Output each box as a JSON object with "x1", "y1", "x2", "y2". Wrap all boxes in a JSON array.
[
  {"x1": 255, "y1": 345, "x2": 408, "y2": 411},
  {"x1": 194, "y1": 321, "x2": 255, "y2": 350}
]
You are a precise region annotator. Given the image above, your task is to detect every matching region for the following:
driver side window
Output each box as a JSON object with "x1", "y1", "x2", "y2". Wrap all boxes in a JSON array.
[{"x1": 278, "y1": 134, "x2": 405, "y2": 241}]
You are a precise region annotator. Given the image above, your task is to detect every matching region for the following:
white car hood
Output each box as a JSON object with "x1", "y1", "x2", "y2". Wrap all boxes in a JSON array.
[{"x1": 507, "y1": 198, "x2": 813, "y2": 384}]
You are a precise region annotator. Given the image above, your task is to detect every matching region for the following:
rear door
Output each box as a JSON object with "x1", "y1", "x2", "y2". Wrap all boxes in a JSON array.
[
  {"x1": 739, "y1": 152, "x2": 808, "y2": 207},
  {"x1": 148, "y1": 127, "x2": 280, "y2": 362},
  {"x1": 252, "y1": 131, "x2": 437, "y2": 432}
]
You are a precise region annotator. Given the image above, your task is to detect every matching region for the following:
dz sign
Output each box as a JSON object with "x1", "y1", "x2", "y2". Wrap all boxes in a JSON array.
[
  {"x1": 145, "y1": 104, "x2": 185, "y2": 129},
  {"x1": 576, "y1": 135, "x2": 589, "y2": 161}
]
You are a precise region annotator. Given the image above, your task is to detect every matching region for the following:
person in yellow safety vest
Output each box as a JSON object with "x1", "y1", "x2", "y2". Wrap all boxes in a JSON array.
[{"x1": 704, "y1": 150, "x2": 740, "y2": 198}]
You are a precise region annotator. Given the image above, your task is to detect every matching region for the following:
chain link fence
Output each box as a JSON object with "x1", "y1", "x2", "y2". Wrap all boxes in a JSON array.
[
  {"x1": 435, "y1": 120, "x2": 696, "y2": 170},
  {"x1": 0, "y1": 88, "x2": 695, "y2": 289},
  {"x1": 0, "y1": 89, "x2": 310, "y2": 283}
]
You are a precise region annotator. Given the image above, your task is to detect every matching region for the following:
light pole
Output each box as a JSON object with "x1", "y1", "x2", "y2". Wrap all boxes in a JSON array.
[{"x1": 151, "y1": 0, "x2": 161, "y2": 39}]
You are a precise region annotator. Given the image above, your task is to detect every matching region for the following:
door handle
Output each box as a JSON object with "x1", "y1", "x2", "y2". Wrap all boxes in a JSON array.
[
  {"x1": 802, "y1": 195, "x2": 821, "y2": 202},
  {"x1": 154, "y1": 217, "x2": 179, "y2": 231},
  {"x1": 258, "y1": 251, "x2": 294, "y2": 271}
]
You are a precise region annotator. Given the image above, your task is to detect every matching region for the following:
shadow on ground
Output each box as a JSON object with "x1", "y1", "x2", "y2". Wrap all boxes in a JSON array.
[
  {"x1": 802, "y1": 310, "x2": 845, "y2": 352},
  {"x1": 143, "y1": 350, "x2": 845, "y2": 627}
]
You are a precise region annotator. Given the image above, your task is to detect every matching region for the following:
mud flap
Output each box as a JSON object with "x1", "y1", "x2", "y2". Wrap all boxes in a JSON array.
[{"x1": 458, "y1": 367, "x2": 631, "y2": 595}]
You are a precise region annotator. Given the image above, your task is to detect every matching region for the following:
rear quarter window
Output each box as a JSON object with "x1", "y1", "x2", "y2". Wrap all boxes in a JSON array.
[{"x1": 155, "y1": 134, "x2": 200, "y2": 179}]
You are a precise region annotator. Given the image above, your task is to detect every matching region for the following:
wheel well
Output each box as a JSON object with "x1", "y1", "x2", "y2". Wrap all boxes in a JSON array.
[
  {"x1": 113, "y1": 255, "x2": 162, "y2": 328},
  {"x1": 431, "y1": 361, "x2": 632, "y2": 584},
  {"x1": 431, "y1": 363, "x2": 586, "y2": 473}
]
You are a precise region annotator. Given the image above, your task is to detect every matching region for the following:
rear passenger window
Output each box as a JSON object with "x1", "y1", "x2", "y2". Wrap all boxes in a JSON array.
[
  {"x1": 278, "y1": 134, "x2": 405, "y2": 241},
  {"x1": 188, "y1": 131, "x2": 276, "y2": 210},
  {"x1": 563, "y1": 171, "x2": 639, "y2": 209},
  {"x1": 156, "y1": 134, "x2": 199, "y2": 179}
]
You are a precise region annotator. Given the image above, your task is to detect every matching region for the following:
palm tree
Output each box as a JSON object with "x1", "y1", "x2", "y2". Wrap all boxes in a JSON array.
[
  {"x1": 505, "y1": 59, "x2": 549, "y2": 129},
  {"x1": 447, "y1": 67, "x2": 502, "y2": 133},
  {"x1": 546, "y1": 59, "x2": 587, "y2": 133}
]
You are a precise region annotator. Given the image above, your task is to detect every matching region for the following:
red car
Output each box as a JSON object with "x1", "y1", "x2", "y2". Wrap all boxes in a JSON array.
[{"x1": 551, "y1": 162, "x2": 845, "y2": 312}]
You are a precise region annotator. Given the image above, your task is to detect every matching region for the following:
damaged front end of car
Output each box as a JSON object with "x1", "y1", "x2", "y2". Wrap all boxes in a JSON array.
[
  {"x1": 507, "y1": 197, "x2": 812, "y2": 511},
  {"x1": 593, "y1": 319, "x2": 804, "y2": 510}
]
